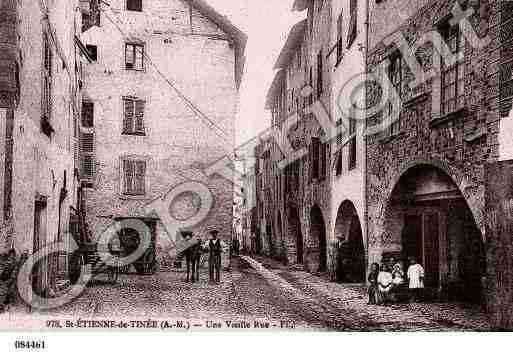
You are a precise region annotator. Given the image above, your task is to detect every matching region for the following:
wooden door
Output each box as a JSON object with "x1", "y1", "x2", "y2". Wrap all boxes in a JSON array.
[
  {"x1": 402, "y1": 214, "x2": 423, "y2": 263},
  {"x1": 423, "y1": 212, "x2": 440, "y2": 288}
]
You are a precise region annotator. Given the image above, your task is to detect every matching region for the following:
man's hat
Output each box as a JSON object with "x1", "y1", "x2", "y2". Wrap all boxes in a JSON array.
[
  {"x1": 210, "y1": 229, "x2": 219, "y2": 236},
  {"x1": 180, "y1": 231, "x2": 193, "y2": 238}
]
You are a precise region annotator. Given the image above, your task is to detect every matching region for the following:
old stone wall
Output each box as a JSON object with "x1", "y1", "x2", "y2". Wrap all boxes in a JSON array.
[
  {"x1": 80, "y1": 0, "x2": 239, "y2": 270},
  {"x1": 365, "y1": 0, "x2": 500, "y2": 265}
]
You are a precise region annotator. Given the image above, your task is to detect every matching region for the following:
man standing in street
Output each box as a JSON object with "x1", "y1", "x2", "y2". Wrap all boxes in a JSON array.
[{"x1": 209, "y1": 229, "x2": 222, "y2": 283}]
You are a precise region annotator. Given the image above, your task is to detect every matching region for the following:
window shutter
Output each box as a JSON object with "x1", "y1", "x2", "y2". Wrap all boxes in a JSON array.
[
  {"x1": 321, "y1": 143, "x2": 327, "y2": 179},
  {"x1": 335, "y1": 150, "x2": 343, "y2": 176},
  {"x1": 312, "y1": 137, "x2": 320, "y2": 179},
  {"x1": 80, "y1": 132, "x2": 95, "y2": 179},
  {"x1": 125, "y1": 44, "x2": 134, "y2": 69},
  {"x1": 123, "y1": 98, "x2": 134, "y2": 133},
  {"x1": 347, "y1": 0, "x2": 357, "y2": 48},
  {"x1": 135, "y1": 45, "x2": 143, "y2": 69},
  {"x1": 123, "y1": 160, "x2": 134, "y2": 194},
  {"x1": 337, "y1": 12, "x2": 344, "y2": 61},
  {"x1": 82, "y1": 154, "x2": 95, "y2": 178},
  {"x1": 135, "y1": 100, "x2": 145, "y2": 133},
  {"x1": 81, "y1": 132, "x2": 94, "y2": 153},
  {"x1": 135, "y1": 161, "x2": 146, "y2": 195}
]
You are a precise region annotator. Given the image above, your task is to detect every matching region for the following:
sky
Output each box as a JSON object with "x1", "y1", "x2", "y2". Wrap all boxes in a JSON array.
[{"x1": 206, "y1": 0, "x2": 305, "y2": 147}]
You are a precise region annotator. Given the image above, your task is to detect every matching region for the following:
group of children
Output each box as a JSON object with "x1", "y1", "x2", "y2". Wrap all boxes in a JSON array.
[{"x1": 367, "y1": 256, "x2": 425, "y2": 305}]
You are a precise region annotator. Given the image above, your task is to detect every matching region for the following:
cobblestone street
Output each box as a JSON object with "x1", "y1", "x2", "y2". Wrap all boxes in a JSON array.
[{"x1": 1, "y1": 256, "x2": 490, "y2": 331}]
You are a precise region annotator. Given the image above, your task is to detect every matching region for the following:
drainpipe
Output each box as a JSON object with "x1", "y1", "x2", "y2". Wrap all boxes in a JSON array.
[{"x1": 363, "y1": 0, "x2": 370, "y2": 275}]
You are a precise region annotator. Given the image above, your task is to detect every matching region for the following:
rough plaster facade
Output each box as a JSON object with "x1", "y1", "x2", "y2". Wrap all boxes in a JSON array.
[
  {"x1": 80, "y1": 0, "x2": 244, "y2": 270},
  {"x1": 1, "y1": 0, "x2": 83, "y2": 295}
]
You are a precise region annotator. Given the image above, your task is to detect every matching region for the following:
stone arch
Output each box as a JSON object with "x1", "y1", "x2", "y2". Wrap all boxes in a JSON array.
[
  {"x1": 379, "y1": 157, "x2": 483, "y2": 237},
  {"x1": 275, "y1": 210, "x2": 286, "y2": 261},
  {"x1": 334, "y1": 200, "x2": 366, "y2": 283},
  {"x1": 309, "y1": 204, "x2": 327, "y2": 272},
  {"x1": 380, "y1": 163, "x2": 486, "y2": 302},
  {"x1": 286, "y1": 206, "x2": 304, "y2": 264}
]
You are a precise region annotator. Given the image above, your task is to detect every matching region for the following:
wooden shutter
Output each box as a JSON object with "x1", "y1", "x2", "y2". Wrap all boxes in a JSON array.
[
  {"x1": 42, "y1": 34, "x2": 52, "y2": 124},
  {"x1": 80, "y1": 132, "x2": 95, "y2": 179},
  {"x1": 312, "y1": 137, "x2": 320, "y2": 179},
  {"x1": 125, "y1": 44, "x2": 134, "y2": 69},
  {"x1": 81, "y1": 132, "x2": 94, "y2": 153},
  {"x1": 135, "y1": 100, "x2": 145, "y2": 134},
  {"x1": 135, "y1": 45, "x2": 144, "y2": 70},
  {"x1": 123, "y1": 98, "x2": 134, "y2": 133},
  {"x1": 337, "y1": 11, "x2": 343, "y2": 61},
  {"x1": 348, "y1": 118, "x2": 357, "y2": 169},
  {"x1": 135, "y1": 161, "x2": 146, "y2": 195},
  {"x1": 123, "y1": 160, "x2": 135, "y2": 194},
  {"x1": 347, "y1": 0, "x2": 357, "y2": 48},
  {"x1": 317, "y1": 50, "x2": 323, "y2": 97},
  {"x1": 320, "y1": 143, "x2": 327, "y2": 179}
]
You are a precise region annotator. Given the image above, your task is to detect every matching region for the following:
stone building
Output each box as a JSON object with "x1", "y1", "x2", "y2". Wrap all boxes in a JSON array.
[
  {"x1": 241, "y1": 168, "x2": 256, "y2": 254},
  {"x1": 365, "y1": 0, "x2": 512, "y2": 320},
  {"x1": 329, "y1": 0, "x2": 368, "y2": 283},
  {"x1": 79, "y1": 0, "x2": 246, "y2": 271},
  {"x1": 0, "y1": 0, "x2": 87, "y2": 298},
  {"x1": 256, "y1": 0, "x2": 333, "y2": 273}
]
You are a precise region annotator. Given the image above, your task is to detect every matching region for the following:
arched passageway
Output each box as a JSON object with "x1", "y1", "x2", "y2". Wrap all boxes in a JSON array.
[
  {"x1": 334, "y1": 201, "x2": 365, "y2": 283},
  {"x1": 287, "y1": 206, "x2": 303, "y2": 264},
  {"x1": 276, "y1": 212, "x2": 286, "y2": 261},
  {"x1": 309, "y1": 205, "x2": 327, "y2": 272},
  {"x1": 383, "y1": 165, "x2": 485, "y2": 303}
]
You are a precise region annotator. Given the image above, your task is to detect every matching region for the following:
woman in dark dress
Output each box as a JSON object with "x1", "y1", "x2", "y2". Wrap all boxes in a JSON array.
[{"x1": 367, "y1": 263, "x2": 379, "y2": 305}]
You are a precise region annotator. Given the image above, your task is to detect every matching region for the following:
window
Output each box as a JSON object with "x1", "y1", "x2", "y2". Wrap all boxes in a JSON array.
[
  {"x1": 122, "y1": 159, "x2": 146, "y2": 195},
  {"x1": 320, "y1": 142, "x2": 327, "y2": 180},
  {"x1": 81, "y1": 102, "x2": 94, "y2": 128},
  {"x1": 335, "y1": 150, "x2": 343, "y2": 176},
  {"x1": 347, "y1": 0, "x2": 357, "y2": 48},
  {"x1": 126, "y1": 0, "x2": 142, "y2": 12},
  {"x1": 317, "y1": 50, "x2": 323, "y2": 98},
  {"x1": 122, "y1": 97, "x2": 146, "y2": 135},
  {"x1": 348, "y1": 117, "x2": 357, "y2": 170},
  {"x1": 336, "y1": 11, "x2": 344, "y2": 64},
  {"x1": 285, "y1": 161, "x2": 300, "y2": 193},
  {"x1": 387, "y1": 53, "x2": 402, "y2": 135},
  {"x1": 311, "y1": 137, "x2": 320, "y2": 180},
  {"x1": 125, "y1": 43, "x2": 144, "y2": 70},
  {"x1": 441, "y1": 24, "x2": 465, "y2": 115},
  {"x1": 80, "y1": 132, "x2": 95, "y2": 180},
  {"x1": 86, "y1": 45, "x2": 97, "y2": 62},
  {"x1": 318, "y1": 0, "x2": 324, "y2": 11},
  {"x1": 41, "y1": 33, "x2": 53, "y2": 136}
]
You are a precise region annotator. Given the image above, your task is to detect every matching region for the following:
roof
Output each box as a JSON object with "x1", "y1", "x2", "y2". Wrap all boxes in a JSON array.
[
  {"x1": 186, "y1": 0, "x2": 248, "y2": 88},
  {"x1": 291, "y1": 0, "x2": 311, "y2": 11},
  {"x1": 273, "y1": 19, "x2": 307, "y2": 70},
  {"x1": 265, "y1": 70, "x2": 285, "y2": 109}
]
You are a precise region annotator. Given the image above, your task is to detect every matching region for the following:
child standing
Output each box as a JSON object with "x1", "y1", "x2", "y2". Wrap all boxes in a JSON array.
[
  {"x1": 377, "y1": 263, "x2": 393, "y2": 305},
  {"x1": 407, "y1": 257, "x2": 425, "y2": 302},
  {"x1": 367, "y1": 263, "x2": 379, "y2": 305}
]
